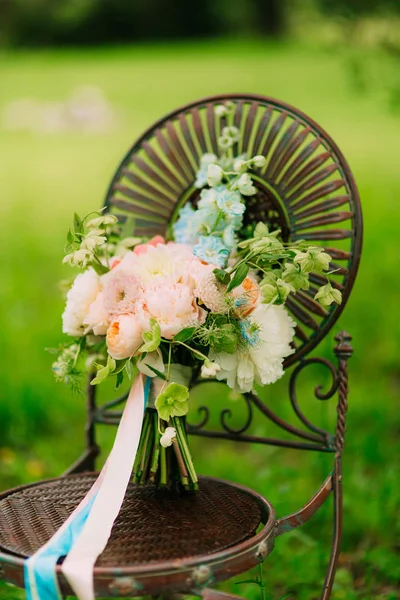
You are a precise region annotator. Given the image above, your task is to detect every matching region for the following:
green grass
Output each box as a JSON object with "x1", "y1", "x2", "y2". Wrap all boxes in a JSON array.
[{"x1": 0, "y1": 39, "x2": 399, "y2": 599}]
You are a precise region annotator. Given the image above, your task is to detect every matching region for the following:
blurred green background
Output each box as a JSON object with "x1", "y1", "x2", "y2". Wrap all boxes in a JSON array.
[{"x1": 0, "y1": 1, "x2": 399, "y2": 599}]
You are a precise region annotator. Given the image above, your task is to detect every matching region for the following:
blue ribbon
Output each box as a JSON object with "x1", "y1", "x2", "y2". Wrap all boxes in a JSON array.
[{"x1": 24, "y1": 376, "x2": 150, "y2": 600}]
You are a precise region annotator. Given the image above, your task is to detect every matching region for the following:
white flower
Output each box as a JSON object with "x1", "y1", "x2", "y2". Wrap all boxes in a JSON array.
[
  {"x1": 237, "y1": 173, "x2": 257, "y2": 196},
  {"x1": 234, "y1": 159, "x2": 247, "y2": 172},
  {"x1": 62, "y1": 269, "x2": 101, "y2": 336},
  {"x1": 222, "y1": 126, "x2": 240, "y2": 142},
  {"x1": 200, "y1": 153, "x2": 218, "y2": 165},
  {"x1": 83, "y1": 291, "x2": 109, "y2": 335},
  {"x1": 201, "y1": 360, "x2": 221, "y2": 378},
  {"x1": 63, "y1": 248, "x2": 93, "y2": 268},
  {"x1": 81, "y1": 234, "x2": 107, "y2": 250},
  {"x1": 160, "y1": 427, "x2": 177, "y2": 448},
  {"x1": 252, "y1": 155, "x2": 267, "y2": 168},
  {"x1": 207, "y1": 163, "x2": 223, "y2": 187},
  {"x1": 106, "y1": 314, "x2": 143, "y2": 360},
  {"x1": 86, "y1": 215, "x2": 118, "y2": 228},
  {"x1": 214, "y1": 105, "x2": 228, "y2": 117},
  {"x1": 210, "y1": 304, "x2": 295, "y2": 393}
]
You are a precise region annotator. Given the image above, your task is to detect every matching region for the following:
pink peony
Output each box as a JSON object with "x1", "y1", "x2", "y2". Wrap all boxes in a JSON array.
[
  {"x1": 106, "y1": 314, "x2": 143, "y2": 360},
  {"x1": 102, "y1": 269, "x2": 142, "y2": 317},
  {"x1": 135, "y1": 282, "x2": 206, "y2": 339},
  {"x1": 133, "y1": 235, "x2": 165, "y2": 256}
]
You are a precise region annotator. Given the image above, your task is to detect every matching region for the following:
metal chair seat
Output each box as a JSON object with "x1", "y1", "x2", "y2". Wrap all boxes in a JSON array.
[{"x1": 0, "y1": 474, "x2": 275, "y2": 597}]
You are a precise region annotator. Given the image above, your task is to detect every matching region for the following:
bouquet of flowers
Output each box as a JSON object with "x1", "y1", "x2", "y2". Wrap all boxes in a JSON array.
[{"x1": 54, "y1": 102, "x2": 341, "y2": 492}]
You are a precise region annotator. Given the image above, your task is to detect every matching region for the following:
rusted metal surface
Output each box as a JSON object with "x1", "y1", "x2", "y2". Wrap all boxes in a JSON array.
[
  {"x1": 0, "y1": 476, "x2": 275, "y2": 597},
  {"x1": 103, "y1": 93, "x2": 363, "y2": 365},
  {"x1": 275, "y1": 475, "x2": 333, "y2": 536}
]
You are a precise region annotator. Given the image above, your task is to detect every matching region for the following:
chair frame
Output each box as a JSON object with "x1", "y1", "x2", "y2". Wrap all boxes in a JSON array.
[{"x1": 0, "y1": 95, "x2": 363, "y2": 599}]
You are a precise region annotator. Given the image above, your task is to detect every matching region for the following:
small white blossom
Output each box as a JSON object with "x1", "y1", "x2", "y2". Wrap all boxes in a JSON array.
[
  {"x1": 237, "y1": 173, "x2": 257, "y2": 196},
  {"x1": 200, "y1": 153, "x2": 218, "y2": 165},
  {"x1": 160, "y1": 427, "x2": 177, "y2": 448},
  {"x1": 86, "y1": 215, "x2": 118, "y2": 228},
  {"x1": 252, "y1": 155, "x2": 267, "y2": 168},
  {"x1": 234, "y1": 159, "x2": 247, "y2": 172},
  {"x1": 207, "y1": 163, "x2": 223, "y2": 186},
  {"x1": 222, "y1": 126, "x2": 240, "y2": 142},
  {"x1": 81, "y1": 235, "x2": 107, "y2": 250},
  {"x1": 63, "y1": 249, "x2": 93, "y2": 268},
  {"x1": 201, "y1": 360, "x2": 221, "y2": 378},
  {"x1": 218, "y1": 135, "x2": 233, "y2": 150},
  {"x1": 214, "y1": 105, "x2": 228, "y2": 117}
]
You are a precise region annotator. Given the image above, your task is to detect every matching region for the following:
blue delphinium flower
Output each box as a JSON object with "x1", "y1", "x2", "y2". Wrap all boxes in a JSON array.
[
  {"x1": 239, "y1": 319, "x2": 260, "y2": 347},
  {"x1": 194, "y1": 153, "x2": 218, "y2": 188},
  {"x1": 173, "y1": 203, "x2": 196, "y2": 244},
  {"x1": 193, "y1": 236, "x2": 230, "y2": 268},
  {"x1": 216, "y1": 188, "x2": 245, "y2": 217},
  {"x1": 223, "y1": 224, "x2": 235, "y2": 250},
  {"x1": 197, "y1": 188, "x2": 217, "y2": 210}
]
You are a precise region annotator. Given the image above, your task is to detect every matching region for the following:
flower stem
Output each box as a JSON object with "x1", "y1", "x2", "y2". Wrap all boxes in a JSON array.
[{"x1": 160, "y1": 445, "x2": 167, "y2": 487}]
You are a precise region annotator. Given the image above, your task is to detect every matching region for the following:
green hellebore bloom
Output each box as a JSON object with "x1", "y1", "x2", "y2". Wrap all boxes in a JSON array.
[
  {"x1": 282, "y1": 263, "x2": 310, "y2": 291},
  {"x1": 294, "y1": 247, "x2": 332, "y2": 273},
  {"x1": 155, "y1": 383, "x2": 189, "y2": 422},
  {"x1": 260, "y1": 282, "x2": 278, "y2": 304},
  {"x1": 314, "y1": 283, "x2": 342, "y2": 307}
]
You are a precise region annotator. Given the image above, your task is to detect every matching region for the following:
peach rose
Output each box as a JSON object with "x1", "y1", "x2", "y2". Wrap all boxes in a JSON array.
[
  {"x1": 231, "y1": 276, "x2": 260, "y2": 317},
  {"x1": 106, "y1": 314, "x2": 143, "y2": 360}
]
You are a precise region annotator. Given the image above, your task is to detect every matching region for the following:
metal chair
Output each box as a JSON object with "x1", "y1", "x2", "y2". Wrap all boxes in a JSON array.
[{"x1": 0, "y1": 94, "x2": 363, "y2": 599}]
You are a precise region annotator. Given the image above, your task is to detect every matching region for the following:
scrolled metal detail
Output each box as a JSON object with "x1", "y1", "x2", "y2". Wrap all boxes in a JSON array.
[
  {"x1": 289, "y1": 357, "x2": 339, "y2": 444},
  {"x1": 220, "y1": 394, "x2": 253, "y2": 435},
  {"x1": 188, "y1": 405, "x2": 211, "y2": 431}
]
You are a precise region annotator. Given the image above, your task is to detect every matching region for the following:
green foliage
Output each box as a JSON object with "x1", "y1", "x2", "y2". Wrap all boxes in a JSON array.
[
  {"x1": 0, "y1": 41, "x2": 399, "y2": 600},
  {"x1": 141, "y1": 318, "x2": 161, "y2": 353}
]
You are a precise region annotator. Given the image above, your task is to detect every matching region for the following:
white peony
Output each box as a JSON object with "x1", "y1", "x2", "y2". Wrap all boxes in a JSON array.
[
  {"x1": 83, "y1": 291, "x2": 109, "y2": 335},
  {"x1": 210, "y1": 304, "x2": 296, "y2": 393},
  {"x1": 62, "y1": 269, "x2": 101, "y2": 337}
]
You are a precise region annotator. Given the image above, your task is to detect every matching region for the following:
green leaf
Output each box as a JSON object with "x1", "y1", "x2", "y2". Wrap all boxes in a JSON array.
[
  {"x1": 74, "y1": 212, "x2": 83, "y2": 234},
  {"x1": 213, "y1": 268, "x2": 230, "y2": 285},
  {"x1": 141, "y1": 318, "x2": 161, "y2": 353},
  {"x1": 67, "y1": 229, "x2": 74, "y2": 244},
  {"x1": 254, "y1": 222, "x2": 270, "y2": 238},
  {"x1": 173, "y1": 327, "x2": 196, "y2": 342},
  {"x1": 115, "y1": 371, "x2": 124, "y2": 390},
  {"x1": 90, "y1": 365, "x2": 109, "y2": 385},
  {"x1": 125, "y1": 359, "x2": 134, "y2": 380},
  {"x1": 107, "y1": 355, "x2": 116, "y2": 372},
  {"x1": 143, "y1": 364, "x2": 166, "y2": 380},
  {"x1": 226, "y1": 263, "x2": 249, "y2": 292},
  {"x1": 91, "y1": 261, "x2": 109, "y2": 276}
]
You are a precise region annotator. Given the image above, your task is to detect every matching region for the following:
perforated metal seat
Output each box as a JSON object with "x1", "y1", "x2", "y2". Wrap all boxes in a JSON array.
[
  {"x1": 0, "y1": 475, "x2": 274, "y2": 597},
  {"x1": 0, "y1": 94, "x2": 362, "y2": 599}
]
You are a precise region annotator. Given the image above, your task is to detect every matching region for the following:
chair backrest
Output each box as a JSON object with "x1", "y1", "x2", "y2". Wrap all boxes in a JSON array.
[
  {"x1": 71, "y1": 94, "x2": 362, "y2": 470},
  {"x1": 104, "y1": 94, "x2": 362, "y2": 366}
]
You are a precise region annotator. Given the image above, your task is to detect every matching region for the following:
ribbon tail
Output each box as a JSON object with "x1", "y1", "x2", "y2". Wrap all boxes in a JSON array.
[{"x1": 61, "y1": 374, "x2": 147, "y2": 600}]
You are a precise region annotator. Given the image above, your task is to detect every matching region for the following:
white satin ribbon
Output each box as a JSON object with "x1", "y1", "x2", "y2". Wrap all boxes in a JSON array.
[{"x1": 61, "y1": 374, "x2": 147, "y2": 600}]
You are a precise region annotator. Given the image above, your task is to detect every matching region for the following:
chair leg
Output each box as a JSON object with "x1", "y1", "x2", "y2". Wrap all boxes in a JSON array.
[{"x1": 321, "y1": 455, "x2": 343, "y2": 600}]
